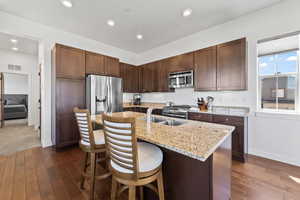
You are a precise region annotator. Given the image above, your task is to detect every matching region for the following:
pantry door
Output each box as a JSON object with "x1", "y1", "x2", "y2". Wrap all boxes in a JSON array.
[{"x1": 0, "y1": 73, "x2": 4, "y2": 128}]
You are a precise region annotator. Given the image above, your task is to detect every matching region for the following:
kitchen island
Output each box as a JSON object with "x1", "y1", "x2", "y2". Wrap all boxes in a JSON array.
[{"x1": 92, "y1": 111, "x2": 234, "y2": 200}]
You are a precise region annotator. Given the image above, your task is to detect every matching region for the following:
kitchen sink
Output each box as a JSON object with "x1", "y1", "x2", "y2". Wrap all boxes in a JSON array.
[
  {"x1": 140, "y1": 117, "x2": 186, "y2": 126},
  {"x1": 140, "y1": 116, "x2": 166, "y2": 123},
  {"x1": 159, "y1": 119, "x2": 187, "y2": 126}
]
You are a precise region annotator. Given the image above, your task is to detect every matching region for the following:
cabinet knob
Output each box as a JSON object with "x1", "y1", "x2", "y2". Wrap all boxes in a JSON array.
[{"x1": 226, "y1": 118, "x2": 229, "y2": 121}]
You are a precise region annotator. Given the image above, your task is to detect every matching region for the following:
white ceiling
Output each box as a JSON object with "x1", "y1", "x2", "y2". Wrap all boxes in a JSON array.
[
  {"x1": 0, "y1": 0, "x2": 284, "y2": 53},
  {"x1": 258, "y1": 34, "x2": 299, "y2": 56},
  {"x1": 0, "y1": 32, "x2": 38, "y2": 55}
]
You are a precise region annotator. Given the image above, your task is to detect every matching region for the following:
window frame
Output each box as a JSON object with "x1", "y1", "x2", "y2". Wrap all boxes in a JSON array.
[{"x1": 257, "y1": 50, "x2": 299, "y2": 113}]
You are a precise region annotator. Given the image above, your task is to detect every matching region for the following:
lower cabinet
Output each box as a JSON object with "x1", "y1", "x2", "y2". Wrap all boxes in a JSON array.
[
  {"x1": 123, "y1": 107, "x2": 162, "y2": 115},
  {"x1": 188, "y1": 112, "x2": 247, "y2": 162},
  {"x1": 54, "y1": 78, "x2": 85, "y2": 149}
]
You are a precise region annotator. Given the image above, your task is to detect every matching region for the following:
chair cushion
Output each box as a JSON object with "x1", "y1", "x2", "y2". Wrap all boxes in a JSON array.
[
  {"x1": 111, "y1": 142, "x2": 163, "y2": 174},
  {"x1": 80, "y1": 130, "x2": 105, "y2": 146}
]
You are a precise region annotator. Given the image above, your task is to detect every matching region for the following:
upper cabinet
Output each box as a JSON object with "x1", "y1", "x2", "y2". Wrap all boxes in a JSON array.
[
  {"x1": 86, "y1": 51, "x2": 105, "y2": 75},
  {"x1": 86, "y1": 52, "x2": 120, "y2": 77},
  {"x1": 55, "y1": 44, "x2": 86, "y2": 79},
  {"x1": 164, "y1": 52, "x2": 194, "y2": 72},
  {"x1": 140, "y1": 63, "x2": 155, "y2": 93},
  {"x1": 120, "y1": 63, "x2": 140, "y2": 93},
  {"x1": 105, "y1": 56, "x2": 120, "y2": 77},
  {"x1": 157, "y1": 60, "x2": 172, "y2": 92},
  {"x1": 194, "y1": 46, "x2": 217, "y2": 91},
  {"x1": 217, "y1": 38, "x2": 247, "y2": 91}
]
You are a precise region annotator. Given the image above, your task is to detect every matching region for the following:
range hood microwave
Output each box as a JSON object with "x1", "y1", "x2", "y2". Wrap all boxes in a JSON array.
[{"x1": 169, "y1": 70, "x2": 194, "y2": 89}]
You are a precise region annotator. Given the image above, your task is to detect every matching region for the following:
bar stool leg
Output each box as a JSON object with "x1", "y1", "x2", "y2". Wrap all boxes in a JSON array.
[
  {"x1": 111, "y1": 177, "x2": 118, "y2": 200},
  {"x1": 90, "y1": 152, "x2": 96, "y2": 200},
  {"x1": 80, "y1": 152, "x2": 89, "y2": 189},
  {"x1": 129, "y1": 186, "x2": 136, "y2": 200},
  {"x1": 139, "y1": 186, "x2": 144, "y2": 200},
  {"x1": 157, "y1": 171, "x2": 165, "y2": 200}
]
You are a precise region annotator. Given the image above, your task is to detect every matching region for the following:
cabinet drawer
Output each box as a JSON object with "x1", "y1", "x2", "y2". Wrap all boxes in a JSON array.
[
  {"x1": 188, "y1": 112, "x2": 213, "y2": 122},
  {"x1": 212, "y1": 115, "x2": 243, "y2": 125}
]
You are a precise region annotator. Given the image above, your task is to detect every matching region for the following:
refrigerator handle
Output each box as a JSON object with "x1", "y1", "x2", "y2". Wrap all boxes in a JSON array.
[{"x1": 96, "y1": 96, "x2": 106, "y2": 103}]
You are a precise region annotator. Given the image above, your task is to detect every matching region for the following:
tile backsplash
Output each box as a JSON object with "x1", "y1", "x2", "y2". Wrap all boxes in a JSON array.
[{"x1": 124, "y1": 88, "x2": 254, "y2": 108}]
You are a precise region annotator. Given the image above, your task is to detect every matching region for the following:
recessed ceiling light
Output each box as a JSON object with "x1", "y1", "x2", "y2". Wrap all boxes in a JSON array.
[
  {"x1": 10, "y1": 39, "x2": 18, "y2": 44},
  {"x1": 107, "y1": 20, "x2": 115, "y2": 27},
  {"x1": 60, "y1": 0, "x2": 73, "y2": 8},
  {"x1": 12, "y1": 47, "x2": 18, "y2": 51},
  {"x1": 136, "y1": 34, "x2": 143, "y2": 40},
  {"x1": 182, "y1": 8, "x2": 192, "y2": 17}
]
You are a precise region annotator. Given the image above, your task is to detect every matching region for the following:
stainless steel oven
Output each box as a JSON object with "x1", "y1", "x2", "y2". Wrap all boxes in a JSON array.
[{"x1": 169, "y1": 70, "x2": 194, "y2": 89}]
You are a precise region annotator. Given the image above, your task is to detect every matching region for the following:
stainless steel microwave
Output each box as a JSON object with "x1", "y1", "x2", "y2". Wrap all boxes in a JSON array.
[{"x1": 169, "y1": 70, "x2": 194, "y2": 89}]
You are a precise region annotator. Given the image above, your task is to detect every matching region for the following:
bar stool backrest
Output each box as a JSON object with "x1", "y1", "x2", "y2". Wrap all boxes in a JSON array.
[
  {"x1": 73, "y1": 108, "x2": 96, "y2": 149},
  {"x1": 102, "y1": 114, "x2": 139, "y2": 180}
]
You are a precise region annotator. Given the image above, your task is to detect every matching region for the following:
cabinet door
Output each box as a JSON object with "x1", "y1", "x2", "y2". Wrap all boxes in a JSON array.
[
  {"x1": 56, "y1": 44, "x2": 85, "y2": 79},
  {"x1": 187, "y1": 112, "x2": 213, "y2": 122},
  {"x1": 141, "y1": 64, "x2": 154, "y2": 92},
  {"x1": 217, "y1": 38, "x2": 247, "y2": 90},
  {"x1": 166, "y1": 52, "x2": 194, "y2": 72},
  {"x1": 154, "y1": 61, "x2": 170, "y2": 92},
  {"x1": 120, "y1": 63, "x2": 128, "y2": 92},
  {"x1": 86, "y1": 52, "x2": 105, "y2": 75},
  {"x1": 120, "y1": 63, "x2": 140, "y2": 93},
  {"x1": 212, "y1": 115, "x2": 246, "y2": 162},
  {"x1": 105, "y1": 56, "x2": 120, "y2": 77},
  {"x1": 131, "y1": 66, "x2": 140, "y2": 93},
  {"x1": 56, "y1": 78, "x2": 85, "y2": 147},
  {"x1": 194, "y1": 46, "x2": 217, "y2": 91}
]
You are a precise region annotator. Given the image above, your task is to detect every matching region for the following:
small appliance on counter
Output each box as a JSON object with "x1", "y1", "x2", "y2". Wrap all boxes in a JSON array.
[
  {"x1": 206, "y1": 96, "x2": 214, "y2": 111},
  {"x1": 133, "y1": 93, "x2": 141, "y2": 105}
]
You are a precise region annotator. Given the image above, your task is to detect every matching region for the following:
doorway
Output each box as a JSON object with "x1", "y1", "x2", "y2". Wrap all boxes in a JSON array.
[{"x1": 0, "y1": 32, "x2": 41, "y2": 155}]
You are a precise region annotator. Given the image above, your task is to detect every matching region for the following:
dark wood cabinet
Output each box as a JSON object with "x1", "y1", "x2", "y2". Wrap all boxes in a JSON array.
[
  {"x1": 85, "y1": 51, "x2": 105, "y2": 75},
  {"x1": 53, "y1": 44, "x2": 86, "y2": 149},
  {"x1": 156, "y1": 60, "x2": 172, "y2": 92},
  {"x1": 141, "y1": 64, "x2": 155, "y2": 93},
  {"x1": 123, "y1": 107, "x2": 162, "y2": 115},
  {"x1": 55, "y1": 78, "x2": 85, "y2": 148},
  {"x1": 188, "y1": 112, "x2": 213, "y2": 123},
  {"x1": 217, "y1": 38, "x2": 247, "y2": 90},
  {"x1": 164, "y1": 52, "x2": 194, "y2": 73},
  {"x1": 55, "y1": 44, "x2": 85, "y2": 79},
  {"x1": 194, "y1": 46, "x2": 217, "y2": 91},
  {"x1": 119, "y1": 38, "x2": 246, "y2": 93},
  {"x1": 188, "y1": 112, "x2": 247, "y2": 162},
  {"x1": 212, "y1": 115, "x2": 246, "y2": 162},
  {"x1": 86, "y1": 51, "x2": 120, "y2": 77},
  {"x1": 120, "y1": 63, "x2": 140, "y2": 93},
  {"x1": 105, "y1": 56, "x2": 120, "y2": 77}
]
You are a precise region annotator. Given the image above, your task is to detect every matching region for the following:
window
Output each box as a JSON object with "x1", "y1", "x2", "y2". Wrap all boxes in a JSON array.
[{"x1": 258, "y1": 50, "x2": 299, "y2": 111}]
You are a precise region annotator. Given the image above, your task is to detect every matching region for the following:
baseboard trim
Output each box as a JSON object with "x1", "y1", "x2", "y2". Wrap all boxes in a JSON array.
[{"x1": 249, "y1": 148, "x2": 300, "y2": 167}]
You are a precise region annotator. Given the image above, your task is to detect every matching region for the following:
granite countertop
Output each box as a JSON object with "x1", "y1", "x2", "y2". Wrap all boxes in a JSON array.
[
  {"x1": 91, "y1": 111, "x2": 235, "y2": 162},
  {"x1": 189, "y1": 106, "x2": 250, "y2": 117},
  {"x1": 124, "y1": 102, "x2": 250, "y2": 117}
]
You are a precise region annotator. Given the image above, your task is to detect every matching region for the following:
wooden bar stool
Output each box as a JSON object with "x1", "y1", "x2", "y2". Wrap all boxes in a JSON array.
[
  {"x1": 102, "y1": 114, "x2": 165, "y2": 200},
  {"x1": 73, "y1": 108, "x2": 111, "y2": 200}
]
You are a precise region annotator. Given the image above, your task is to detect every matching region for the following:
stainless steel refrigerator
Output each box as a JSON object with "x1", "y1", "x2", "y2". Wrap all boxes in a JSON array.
[{"x1": 86, "y1": 75, "x2": 123, "y2": 115}]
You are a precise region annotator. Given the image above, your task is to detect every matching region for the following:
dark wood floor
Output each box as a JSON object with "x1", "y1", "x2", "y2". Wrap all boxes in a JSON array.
[{"x1": 0, "y1": 147, "x2": 299, "y2": 200}]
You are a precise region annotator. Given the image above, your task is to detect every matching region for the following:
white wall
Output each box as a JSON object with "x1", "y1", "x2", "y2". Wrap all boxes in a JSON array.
[
  {"x1": 0, "y1": 49, "x2": 39, "y2": 128},
  {"x1": 0, "y1": 10, "x2": 139, "y2": 148},
  {"x1": 4, "y1": 73, "x2": 28, "y2": 94},
  {"x1": 135, "y1": 0, "x2": 300, "y2": 166}
]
